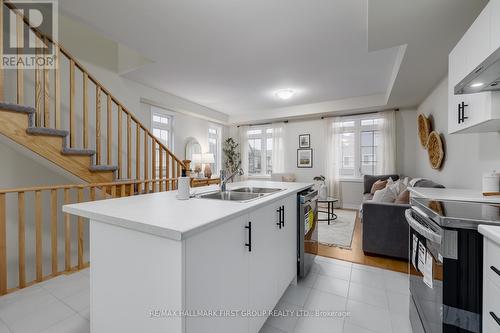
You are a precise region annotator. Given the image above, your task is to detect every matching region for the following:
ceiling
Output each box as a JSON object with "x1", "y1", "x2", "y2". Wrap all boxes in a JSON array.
[{"x1": 59, "y1": 0, "x2": 488, "y2": 123}]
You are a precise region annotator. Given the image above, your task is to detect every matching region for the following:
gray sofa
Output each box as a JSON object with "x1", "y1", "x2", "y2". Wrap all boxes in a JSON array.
[{"x1": 362, "y1": 175, "x2": 444, "y2": 260}]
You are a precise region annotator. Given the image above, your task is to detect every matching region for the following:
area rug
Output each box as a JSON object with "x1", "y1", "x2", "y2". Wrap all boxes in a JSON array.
[{"x1": 318, "y1": 209, "x2": 357, "y2": 249}]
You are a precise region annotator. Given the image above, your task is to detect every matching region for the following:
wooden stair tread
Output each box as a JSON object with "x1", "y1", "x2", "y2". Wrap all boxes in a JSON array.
[
  {"x1": 26, "y1": 127, "x2": 69, "y2": 137},
  {"x1": 0, "y1": 102, "x2": 35, "y2": 114}
]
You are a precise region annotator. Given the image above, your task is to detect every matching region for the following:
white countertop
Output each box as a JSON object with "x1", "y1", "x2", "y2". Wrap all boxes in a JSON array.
[
  {"x1": 63, "y1": 180, "x2": 313, "y2": 241},
  {"x1": 408, "y1": 187, "x2": 500, "y2": 204},
  {"x1": 479, "y1": 225, "x2": 500, "y2": 245}
]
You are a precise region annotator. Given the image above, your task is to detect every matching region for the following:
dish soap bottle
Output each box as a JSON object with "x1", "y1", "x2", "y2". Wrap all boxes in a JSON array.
[{"x1": 177, "y1": 168, "x2": 191, "y2": 200}]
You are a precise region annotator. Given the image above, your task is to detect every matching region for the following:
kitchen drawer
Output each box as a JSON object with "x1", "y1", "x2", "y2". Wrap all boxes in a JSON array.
[
  {"x1": 483, "y1": 276, "x2": 500, "y2": 332},
  {"x1": 485, "y1": 238, "x2": 500, "y2": 290}
]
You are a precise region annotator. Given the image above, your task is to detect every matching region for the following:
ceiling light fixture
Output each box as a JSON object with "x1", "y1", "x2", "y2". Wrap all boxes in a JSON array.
[
  {"x1": 275, "y1": 89, "x2": 296, "y2": 100},
  {"x1": 470, "y1": 82, "x2": 484, "y2": 88}
]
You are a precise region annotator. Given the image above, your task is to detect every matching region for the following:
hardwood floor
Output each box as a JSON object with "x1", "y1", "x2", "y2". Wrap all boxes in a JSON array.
[{"x1": 317, "y1": 209, "x2": 409, "y2": 274}]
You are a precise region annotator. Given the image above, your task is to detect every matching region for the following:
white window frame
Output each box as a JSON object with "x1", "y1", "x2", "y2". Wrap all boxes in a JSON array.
[
  {"x1": 338, "y1": 114, "x2": 382, "y2": 181},
  {"x1": 150, "y1": 106, "x2": 174, "y2": 150},
  {"x1": 208, "y1": 123, "x2": 222, "y2": 174},
  {"x1": 247, "y1": 125, "x2": 273, "y2": 177}
]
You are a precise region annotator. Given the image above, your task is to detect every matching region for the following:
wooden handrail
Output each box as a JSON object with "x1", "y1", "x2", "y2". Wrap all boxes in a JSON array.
[
  {"x1": 0, "y1": 177, "x2": 180, "y2": 295},
  {"x1": 1, "y1": 0, "x2": 185, "y2": 177}
]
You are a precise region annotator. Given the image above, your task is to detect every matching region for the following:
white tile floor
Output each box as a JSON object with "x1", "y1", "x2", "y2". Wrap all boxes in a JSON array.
[{"x1": 0, "y1": 256, "x2": 413, "y2": 333}]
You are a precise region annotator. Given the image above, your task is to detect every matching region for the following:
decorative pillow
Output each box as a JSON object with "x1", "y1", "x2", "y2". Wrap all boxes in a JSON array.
[
  {"x1": 395, "y1": 189, "x2": 410, "y2": 204},
  {"x1": 388, "y1": 179, "x2": 408, "y2": 196},
  {"x1": 372, "y1": 187, "x2": 397, "y2": 203},
  {"x1": 282, "y1": 175, "x2": 296, "y2": 182},
  {"x1": 371, "y1": 179, "x2": 388, "y2": 194}
]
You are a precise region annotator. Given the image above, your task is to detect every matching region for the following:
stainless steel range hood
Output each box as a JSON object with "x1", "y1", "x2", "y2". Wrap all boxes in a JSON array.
[{"x1": 455, "y1": 47, "x2": 500, "y2": 95}]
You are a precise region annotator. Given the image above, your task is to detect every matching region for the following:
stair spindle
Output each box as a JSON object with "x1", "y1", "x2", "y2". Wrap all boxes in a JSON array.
[
  {"x1": 0, "y1": 193, "x2": 6, "y2": 295},
  {"x1": 35, "y1": 190, "x2": 42, "y2": 282},
  {"x1": 69, "y1": 60, "x2": 75, "y2": 147},
  {"x1": 96, "y1": 86, "x2": 102, "y2": 165},
  {"x1": 144, "y1": 132, "x2": 148, "y2": 193},
  {"x1": 136, "y1": 124, "x2": 140, "y2": 180},
  {"x1": 83, "y1": 73, "x2": 89, "y2": 148},
  {"x1": 18, "y1": 192, "x2": 25, "y2": 289},
  {"x1": 77, "y1": 189, "x2": 84, "y2": 269},
  {"x1": 43, "y1": 37, "x2": 50, "y2": 127},
  {"x1": 118, "y1": 107, "x2": 123, "y2": 178},
  {"x1": 0, "y1": 0, "x2": 4, "y2": 101},
  {"x1": 54, "y1": 45, "x2": 61, "y2": 129},
  {"x1": 107, "y1": 95, "x2": 112, "y2": 165},
  {"x1": 127, "y1": 114, "x2": 132, "y2": 178},
  {"x1": 64, "y1": 188, "x2": 71, "y2": 271},
  {"x1": 50, "y1": 189, "x2": 57, "y2": 275},
  {"x1": 16, "y1": 13, "x2": 23, "y2": 105},
  {"x1": 35, "y1": 36, "x2": 42, "y2": 126}
]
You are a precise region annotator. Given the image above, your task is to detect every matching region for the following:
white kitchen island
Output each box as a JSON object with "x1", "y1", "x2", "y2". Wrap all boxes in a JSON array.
[{"x1": 63, "y1": 180, "x2": 313, "y2": 333}]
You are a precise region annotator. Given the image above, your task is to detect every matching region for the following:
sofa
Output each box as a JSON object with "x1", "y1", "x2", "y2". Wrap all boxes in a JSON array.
[{"x1": 362, "y1": 174, "x2": 444, "y2": 260}]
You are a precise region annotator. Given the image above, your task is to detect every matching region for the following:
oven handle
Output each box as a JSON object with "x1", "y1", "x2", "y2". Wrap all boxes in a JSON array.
[{"x1": 405, "y1": 209, "x2": 442, "y2": 244}]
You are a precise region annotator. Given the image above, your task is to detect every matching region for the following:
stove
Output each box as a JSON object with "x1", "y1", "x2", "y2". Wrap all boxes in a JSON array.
[{"x1": 407, "y1": 197, "x2": 493, "y2": 332}]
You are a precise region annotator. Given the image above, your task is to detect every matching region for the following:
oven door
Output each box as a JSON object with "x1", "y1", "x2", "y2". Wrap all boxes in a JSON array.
[{"x1": 406, "y1": 209, "x2": 444, "y2": 333}]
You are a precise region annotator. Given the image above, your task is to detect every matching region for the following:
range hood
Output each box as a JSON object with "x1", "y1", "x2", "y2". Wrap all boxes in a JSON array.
[{"x1": 455, "y1": 46, "x2": 500, "y2": 95}]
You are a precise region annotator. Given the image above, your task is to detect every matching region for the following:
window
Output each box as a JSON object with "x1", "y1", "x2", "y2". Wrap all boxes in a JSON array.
[
  {"x1": 247, "y1": 126, "x2": 273, "y2": 176},
  {"x1": 338, "y1": 115, "x2": 383, "y2": 179},
  {"x1": 208, "y1": 124, "x2": 222, "y2": 174},
  {"x1": 151, "y1": 107, "x2": 173, "y2": 148},
  {"x1": 151, "y1": 106, "x2": 174, "y2": 176}
]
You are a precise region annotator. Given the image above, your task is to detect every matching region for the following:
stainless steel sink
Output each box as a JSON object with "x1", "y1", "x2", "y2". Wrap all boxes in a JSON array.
[
  {"x1": 230, "y1": 187, "x2": 283, "y2": 194},
  {"x1": 198, "y1": 191, "x2": 263, "y2": 202}
]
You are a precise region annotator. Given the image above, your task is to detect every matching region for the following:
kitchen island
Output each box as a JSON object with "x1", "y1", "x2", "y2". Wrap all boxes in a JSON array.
[{"x1": 63, "y1": 180, "x2": 313, "y2": 333}]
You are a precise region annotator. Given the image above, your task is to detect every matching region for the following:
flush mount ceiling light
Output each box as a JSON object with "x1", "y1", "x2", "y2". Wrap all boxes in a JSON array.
[
  {"x1": 470, "y1": 82, "x2": 484, "y2": 88},
  {"x1": 274, "y1": 89, "x2": 296, "y2": 100}
]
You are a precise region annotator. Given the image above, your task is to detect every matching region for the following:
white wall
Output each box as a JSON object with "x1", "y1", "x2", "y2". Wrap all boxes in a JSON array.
[
  {"x1": 228, "y1": 112, "x2": 417, "y2": 208},
  {"x1": 415, "y1": 77, "x2": 500, "y2": 189}
]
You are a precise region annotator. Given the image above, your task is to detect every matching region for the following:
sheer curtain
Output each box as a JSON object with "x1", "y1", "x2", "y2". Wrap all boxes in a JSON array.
[
  {"x1": 325, "y1": 117, "x2": 342, "y2": 202},
  {"x1": 238, "y1": 125, "x2": 249, "y2": 180},
  {"x1": 271, "y1": 123, "x2": 286, "y2": 173},
  {"x1": 377, "y1": 110, "x2": 396, "y2": 174}
]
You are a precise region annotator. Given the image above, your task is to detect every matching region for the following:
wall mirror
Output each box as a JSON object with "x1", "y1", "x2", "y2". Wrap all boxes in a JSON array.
[{"x1": 185, "y1": 138, "x2": 202, "y2": 171}]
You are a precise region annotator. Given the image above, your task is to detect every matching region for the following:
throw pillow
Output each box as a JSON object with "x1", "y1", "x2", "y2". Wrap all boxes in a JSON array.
[
  {"x1": 371, "y1": 179, "x2": 388, "y2": 194},
  {"x1": 282, "y1": 175, "x2": 296, "y2": 182},
  {"x1": 395, "y1": 189, "x2": 410, "y2": 204},
  {"x1": 388, "y1": 179, "x2": 408, "y2": 196},
  {"x1": 372, "y1": 187, "x2": 397, "y2": 203}
]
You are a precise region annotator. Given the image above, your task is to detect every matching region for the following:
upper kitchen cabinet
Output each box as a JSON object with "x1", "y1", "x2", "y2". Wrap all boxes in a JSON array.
[
  {"x1": 491, "y1": 0, "x2": 500, "y2": 53},
  {"x1": 448, "y1": 0, "x2": 500, "y2": 134}
]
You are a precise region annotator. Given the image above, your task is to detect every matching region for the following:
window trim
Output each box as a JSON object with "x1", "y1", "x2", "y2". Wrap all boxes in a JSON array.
[
  {"x1": 337, "y1": 114, "x2": 383, "y2": 181},
  {"x1": 247, "y1": 125, "x2": 273, "y2": 177},
  {"x1": 150, "y1": 106, "x2": 174, "y2": 152},
  {"x1": 208, "y1": 123, "x2": 222, "y2": 175}
]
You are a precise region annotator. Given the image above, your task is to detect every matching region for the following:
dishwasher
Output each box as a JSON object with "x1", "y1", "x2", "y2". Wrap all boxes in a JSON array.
[{"x1": 297, "y1": 187, "x2": 318, "y2": 278}]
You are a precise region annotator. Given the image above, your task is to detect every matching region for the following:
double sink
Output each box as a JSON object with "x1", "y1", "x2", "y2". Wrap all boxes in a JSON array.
[{"x1": 197, "y1": 187, "x2": 283, "y2": 202}]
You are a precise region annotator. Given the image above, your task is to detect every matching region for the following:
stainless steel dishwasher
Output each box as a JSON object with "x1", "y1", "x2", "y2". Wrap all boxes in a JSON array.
[{"x1": 297, "y1": 187, "x2": 318, "y2": 278}]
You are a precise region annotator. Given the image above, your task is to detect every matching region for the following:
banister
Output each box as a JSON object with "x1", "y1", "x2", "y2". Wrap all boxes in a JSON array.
[{"x1": 2, "y1": 0, "x2": 185, "y2": 169}]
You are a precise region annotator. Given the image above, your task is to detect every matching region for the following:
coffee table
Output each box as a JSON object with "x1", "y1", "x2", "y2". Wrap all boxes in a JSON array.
[{"x1": 317, "y1": 197, "x2": 339, "y2": 225}]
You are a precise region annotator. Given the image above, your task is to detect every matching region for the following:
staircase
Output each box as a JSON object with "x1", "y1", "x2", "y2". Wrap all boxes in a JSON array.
[
  {"x1": 0, "y1": 0, "x2": 185, "y2": 187},
  {"x1": 0, "y1": 0, "x2": 188, "y2": 295}
]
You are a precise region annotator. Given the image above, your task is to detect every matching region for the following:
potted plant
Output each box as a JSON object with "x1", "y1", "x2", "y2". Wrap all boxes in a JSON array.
[{"x1": 223, "y1": 138, "x2": 242, "y2": 177}]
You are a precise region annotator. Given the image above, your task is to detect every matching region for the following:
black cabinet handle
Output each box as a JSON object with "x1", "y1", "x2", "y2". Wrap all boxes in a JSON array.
[
  {"x1": 458, "y1": 102, "x2": 469, "y2": 124},
  {"x1": 281, "y1": 206, "x2": 285, "y2": 227},
  {"x1": 245, "y1": 222, "x2": 252, "y2": 252},
  {"x1": 276, "y1": 208, "x2": 282, "y2": 229},
  {"x1": 490, "y1": 312, "x2": 500, "y2": 326},
  {"x1": 491, "y1": 265, "x2": 500, "y2": 277}
]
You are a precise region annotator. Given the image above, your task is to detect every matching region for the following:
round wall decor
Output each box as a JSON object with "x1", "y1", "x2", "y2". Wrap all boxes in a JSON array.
[
  {"x1": 417, "y1": 114, "x2": 431, "y2": 148},
  {"x1": 427, "y1": 131, "x2": 444, "y2": 169}
]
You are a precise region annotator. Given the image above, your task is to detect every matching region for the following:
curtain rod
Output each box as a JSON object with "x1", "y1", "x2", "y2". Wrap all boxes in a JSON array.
[
  {"x1": 236, "y1": 108, "x2": 399, "y2": 127},
  {"x1": 320, "y1": 108, "x2": 399, "y2": 120},
  {"x1": 237, "y1": 120, "x2": 288, "y2": 128}
]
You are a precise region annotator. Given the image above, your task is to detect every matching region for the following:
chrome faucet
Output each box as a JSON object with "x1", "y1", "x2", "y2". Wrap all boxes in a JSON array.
[{"x1": 220, "y1": 168, "x2": 244, "y2": 192}]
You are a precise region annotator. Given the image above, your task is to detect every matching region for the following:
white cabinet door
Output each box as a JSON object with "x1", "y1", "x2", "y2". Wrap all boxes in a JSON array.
[
  {"x1": 277, "y1": 195, "x2": 298, "y2": 296},
  {"x1": 185, "y1": 215, "x2": 249, "y2": 333},
  {"x1": 248, "y1": 203, "x2": 281, "y2": 333},
  {"x1": 491, "y1": 0, "x2": 500, "y2": 53},
  {"x1": 463, "y1": 3, "x2": 491, "y2": 75}
]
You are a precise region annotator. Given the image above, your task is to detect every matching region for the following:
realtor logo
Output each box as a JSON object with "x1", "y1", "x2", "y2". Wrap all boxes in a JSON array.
[{"x1": 2, "y1": 0, "x2": 58, "y2": 69}]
